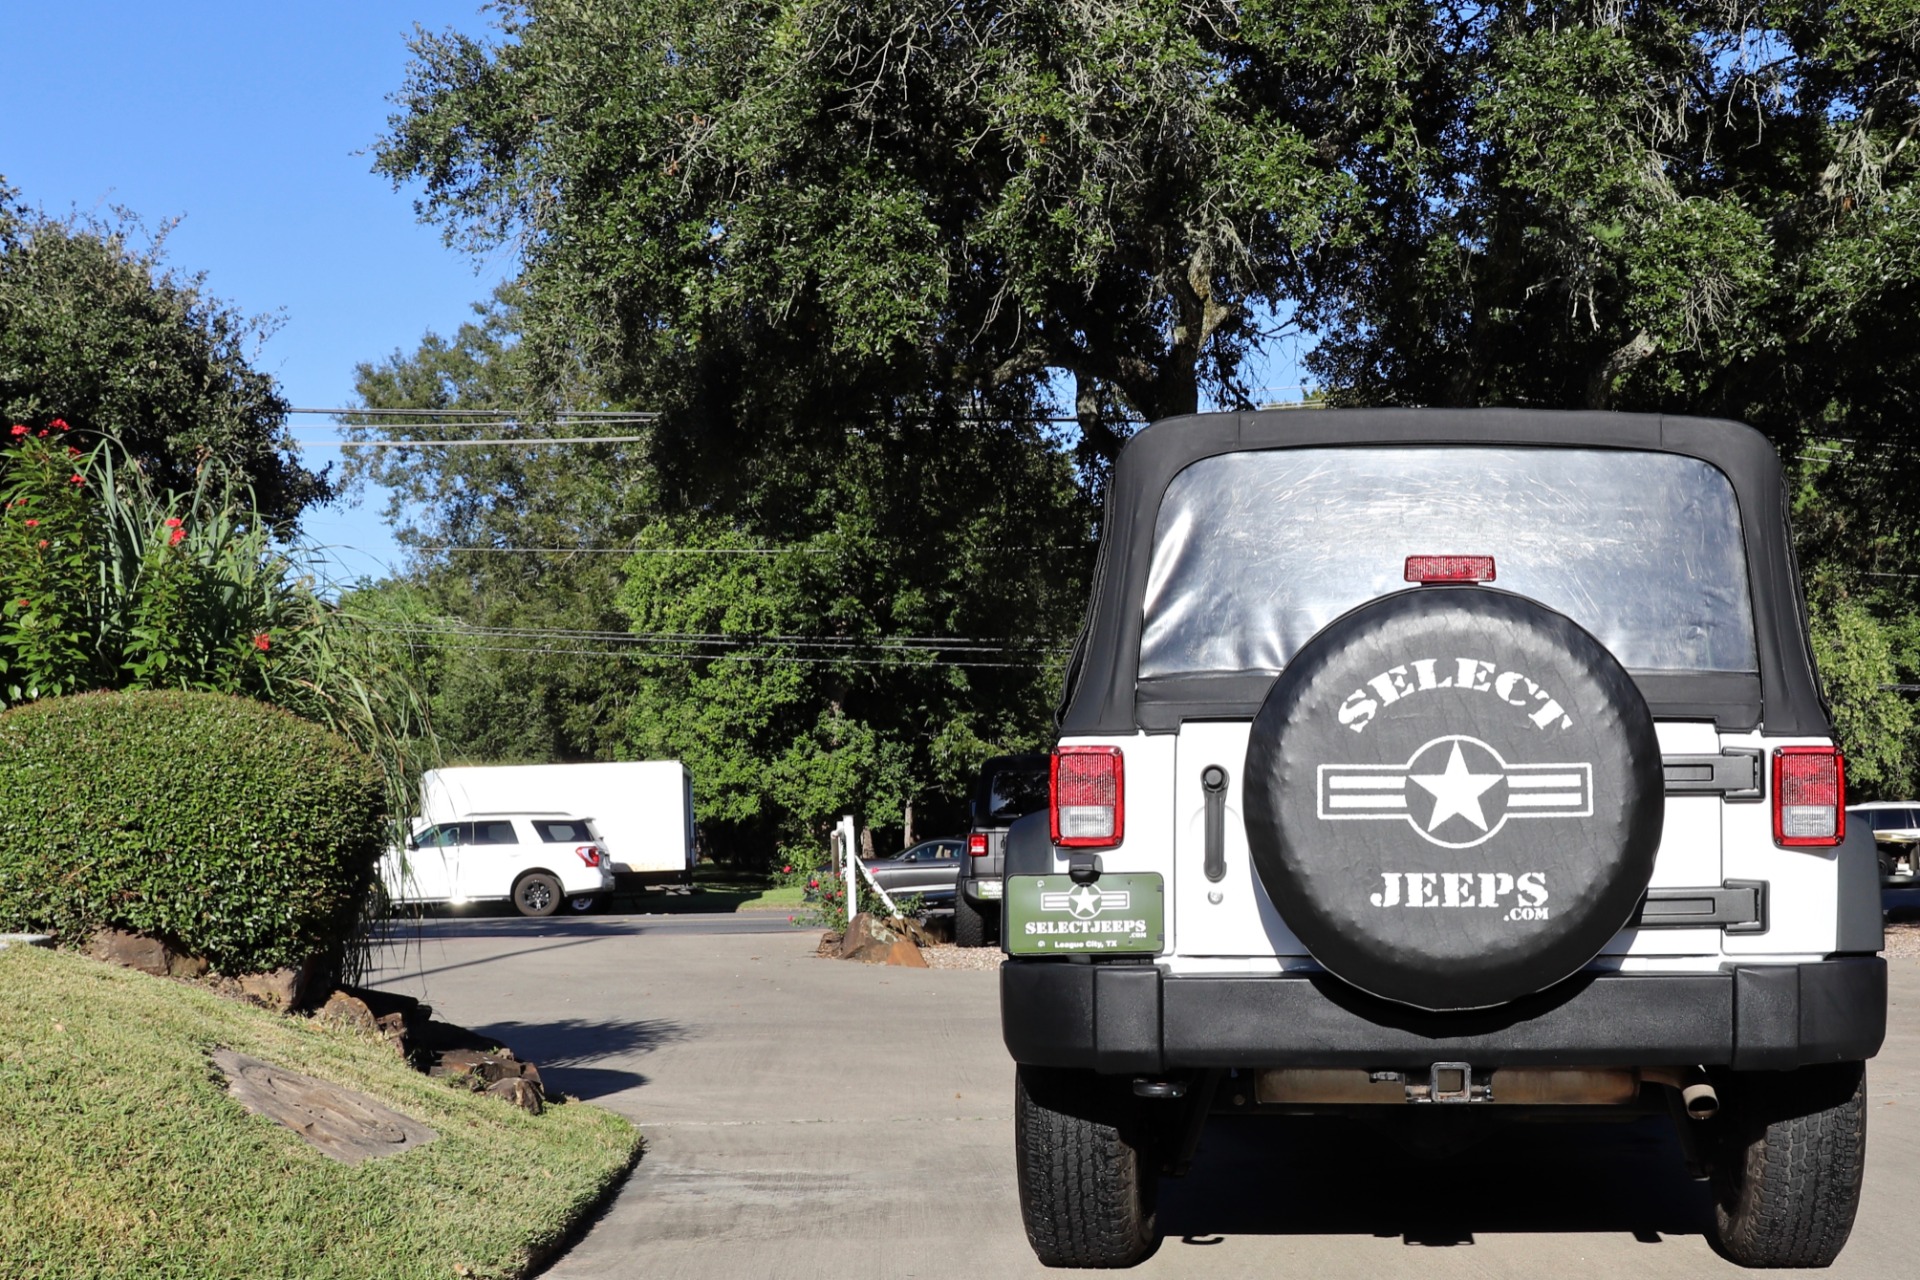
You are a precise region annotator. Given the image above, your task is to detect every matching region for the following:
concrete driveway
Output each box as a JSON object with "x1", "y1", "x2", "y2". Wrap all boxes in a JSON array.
[{"x1": 368, "y1": 914, "x2": 1918, "y2": 1279}]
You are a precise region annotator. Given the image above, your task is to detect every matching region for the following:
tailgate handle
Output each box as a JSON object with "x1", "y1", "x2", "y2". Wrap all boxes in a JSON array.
[
  {"x1": 1202, "y1": 765, "x2": 1229, "y2": 883},
  {"x1": 1662, "y1": 748, "x2": 1763, "y2": 800}
]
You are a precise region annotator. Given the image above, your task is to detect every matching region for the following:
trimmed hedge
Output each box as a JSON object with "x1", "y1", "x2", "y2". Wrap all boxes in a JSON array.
[{"x1": 0, "y1": 690, "x2": 387, "y2": 972}]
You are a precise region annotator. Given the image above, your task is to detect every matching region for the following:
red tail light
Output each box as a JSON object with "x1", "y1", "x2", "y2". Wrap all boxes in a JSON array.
[
  {"x1": 1052, "y1": 746, "x2": 1124, "y2": 848},
  {"x1": 1773, "y1": 747, "x2": 1845, "y2": 847},
  {"x1": 1406, "y1": 555, "x2": 1495, "y2": 583},
  {"x1": 967, "y1": 833, "x2": 988, "y2": 857},
  {"x1": 575, "y1": 844, "x2": 603, "y2": 867}
]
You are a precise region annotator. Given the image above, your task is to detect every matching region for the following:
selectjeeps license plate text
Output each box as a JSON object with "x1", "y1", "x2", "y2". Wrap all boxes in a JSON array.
[{"x1": 1005, "y1": 874, "x2": 1165, "y2": 955}]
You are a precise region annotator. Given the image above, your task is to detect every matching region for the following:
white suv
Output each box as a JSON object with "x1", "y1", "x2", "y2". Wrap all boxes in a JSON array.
[
  {"x1": 380, "y1": 812, "x2": 613, "y2": 917},
  {"x1": 1001, "y1": 410, "x2": 1885, "y2": 1269}
]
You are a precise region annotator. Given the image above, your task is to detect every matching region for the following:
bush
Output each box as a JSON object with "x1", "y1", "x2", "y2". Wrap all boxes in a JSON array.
[{"x1": 0, "y1": 690, "x2": 386, "y2": 973}]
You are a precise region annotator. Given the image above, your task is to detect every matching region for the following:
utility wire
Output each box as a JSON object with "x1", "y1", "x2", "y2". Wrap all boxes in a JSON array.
[
  {"x1": 346, "y1": 619, "x2": 1068, "y2": 653},
  {"x1": 372, "y1": 638, "x2": 1054, "y2": 668},
  {"x1": 289, "y1": 407, "x2": 660, "y2": 419},
  {"x1": 291, "y1": 436, "x2": 648, "y2": 449}
]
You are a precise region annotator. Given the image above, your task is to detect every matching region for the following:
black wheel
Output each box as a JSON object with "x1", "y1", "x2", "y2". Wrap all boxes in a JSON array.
[
  {"x1": 1710, "y1": 1061, "x2": 1867, "y2": 1268},
  {"x1": 1015, "y1": 1065, "x2": 1158, "y2": 1268},
  {"x1": 566, "y1": 893, "x2": 601, "y2": 914},
  {"x1": 512, "y1": 872, "x2": 563, "y2": 918},
  {"x1": 954, "y1": 891, "x2": 988, "y2": 948}
]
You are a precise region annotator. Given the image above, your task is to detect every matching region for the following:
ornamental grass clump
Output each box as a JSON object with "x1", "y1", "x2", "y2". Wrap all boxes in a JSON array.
[{"x1": 0, "y1": 689, "x2": 386, "y2": 973}]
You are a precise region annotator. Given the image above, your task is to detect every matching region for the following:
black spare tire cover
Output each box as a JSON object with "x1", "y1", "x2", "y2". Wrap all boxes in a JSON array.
[{"x1": 1243, "y1": 587, "x2": 1663, "y2": 1012}]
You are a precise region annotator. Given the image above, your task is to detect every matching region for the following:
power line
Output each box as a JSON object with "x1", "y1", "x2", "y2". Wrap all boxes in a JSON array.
[
  {"x1": 369, "y1": 638, "x2": 1055, "y2": 668},
  {"x1": 291, "y1": 436, "x2": 647, "y2": 449},
  {"x1": 417, "y1": 545, "x2": 825, "y2": 556},
  {"x1": 346, "y1": 618, "x2": 1068, "y2": 654},
  {"x1": 289, "y1": 407, "x2": 660, "y2": 420}
]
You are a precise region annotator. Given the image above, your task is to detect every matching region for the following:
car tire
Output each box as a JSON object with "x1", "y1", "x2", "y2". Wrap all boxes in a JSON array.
[
  {"x1": 512, "y1": 872, "x2": 564, "y2": 918},
  {"x1": 954, "y1": 891, "x2": 988, "y2": 948},
  {"x1": 1710, "y1": 1061, "x2": 1867, "y2": 1268},
  {"x1": 1015, "y1": 1065, "x2": 1159, "y2": 1268},
  {"x1": 566, "y1": 893, "x2": 601, "y2": 915}
]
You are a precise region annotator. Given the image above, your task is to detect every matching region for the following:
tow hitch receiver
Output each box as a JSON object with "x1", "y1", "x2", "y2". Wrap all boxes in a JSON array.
[{"x1": 1417, "y1": 1062, "x2": 1485, "y2": 1103}]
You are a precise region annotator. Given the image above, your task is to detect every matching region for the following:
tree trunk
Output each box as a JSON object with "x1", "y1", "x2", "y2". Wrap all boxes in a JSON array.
[{"x1": 903, "y1": 799, "x2": 915, "y2": 846}]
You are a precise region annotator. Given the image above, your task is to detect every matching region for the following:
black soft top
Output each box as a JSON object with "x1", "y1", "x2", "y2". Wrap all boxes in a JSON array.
[{"x1": 1058, "y1": 408, "x2": 1828, "y2": 738}]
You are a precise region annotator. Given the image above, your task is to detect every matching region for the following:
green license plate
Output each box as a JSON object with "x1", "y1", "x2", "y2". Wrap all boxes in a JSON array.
[{"x1": 1005, "y1": 873, "x2": 1164, "y2": 955}]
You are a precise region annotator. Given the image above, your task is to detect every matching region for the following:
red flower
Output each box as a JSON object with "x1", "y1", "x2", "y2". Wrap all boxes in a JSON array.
[
  {"x1": 14, "y1": 599, "x2": 26, "y2": 609},
  {"x1": 66, "y1": 447, "x2": 80, "y2": 458},
  {"x1": 8, "y1": 500, "x2": 23, "y2": 507},
  {"x1": 782, "y1": 864, "x2": 793, "y2": 874},
  {"x1": 68, "y1": 475, "x2": 84, "y2": 486},
  {"x1": 253, "y1": 633, "x2": 271, "y2": 652},
  {"x1": 169, "y1": 528, "x2": 186, "y2": 546},
  {"x1": 23, "y1": 519, "x2": 37, "y2": 528},
  {"x1": 163, "y1": 517, "x2": 183, "y2": 529},
  {"x1": 8, "y1": 425, "x2": 24, "y2": 438},
  {"x1": 51, "y1": 419, "x2": 68, "y2": 432},
  {"x1": 35, "y1": 540, "x2": 47, "y2": 550},
  {"x1": 37, "y1": 430, "x2": 47, "y2": 438}
]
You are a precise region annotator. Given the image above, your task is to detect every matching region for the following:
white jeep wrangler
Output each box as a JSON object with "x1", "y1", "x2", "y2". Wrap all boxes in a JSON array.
[{"x1": 999, "y1": 409, "x2": 1885, "y2": 1268}]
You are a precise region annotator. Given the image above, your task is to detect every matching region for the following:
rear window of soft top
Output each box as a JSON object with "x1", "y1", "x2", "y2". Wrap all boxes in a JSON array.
[{"x1": 1140, "y1": 446, "x2": 1757, "y2": 678}]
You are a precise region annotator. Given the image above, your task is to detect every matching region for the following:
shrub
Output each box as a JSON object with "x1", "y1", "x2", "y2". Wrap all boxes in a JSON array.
[{"x1": 0, "y1": 689, "x2": 387, "y2": 973}]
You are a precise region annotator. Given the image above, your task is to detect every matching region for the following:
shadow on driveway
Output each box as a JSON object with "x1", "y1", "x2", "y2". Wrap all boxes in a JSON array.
[
  {"x1": 467, "y1": 1016, "x2": 689, "y2": 1101},
  {"x1": 1159, "y1": 1112, "x2": 1709, "y2": 1247}
]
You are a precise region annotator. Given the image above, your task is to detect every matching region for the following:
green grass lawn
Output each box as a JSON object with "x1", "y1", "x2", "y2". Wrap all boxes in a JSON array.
[{"x1": 0, "y1": 946, "x2": 641, "y2": 1280}]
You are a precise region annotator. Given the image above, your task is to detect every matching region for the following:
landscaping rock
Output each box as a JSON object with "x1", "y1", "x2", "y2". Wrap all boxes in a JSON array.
[
  {"x1": 166, "y1": 951, "x2": 210, "y2": 980},
  {"x1": 485, "y1": 1076, "x2": 544, "y2": 1114},
  {"x1": 374, "y1": 1012, "x2": 411, "y2": 1060},
  {"x1": 335, "y1": 987, "x2": 431, "y2": 1062},
  {"x1": 837, "y1": 913, "x2": 895, "y2": 958},
  {"x1": 238, "y1": 956, "x2": 322, "y2": 1012},
  {"x1": 837, "y1": 913, "x2": 929, "y2": 966},
  {"x1": 881, "y1": 936, "x2": 928, "y2": 968},
  {"x1": 316, "y1": 990, "x2": 380, "y2": 1035},
  {"x1": 87, "y1": 928, "x2": 173, "y2": 976}
]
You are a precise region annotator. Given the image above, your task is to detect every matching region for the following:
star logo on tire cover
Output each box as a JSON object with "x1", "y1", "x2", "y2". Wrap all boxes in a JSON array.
[{"x1": 1316, "y1": 734, "x2": 1593, "y2": 849}]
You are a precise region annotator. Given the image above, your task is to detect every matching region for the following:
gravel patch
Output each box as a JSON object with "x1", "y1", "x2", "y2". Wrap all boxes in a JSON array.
[
  {"x1": 921, "y1": 944, "x2": 1004, "y2": 972},
  {"x1": 1885, "y1": 920, "x2": 1920, "y2": 959}
]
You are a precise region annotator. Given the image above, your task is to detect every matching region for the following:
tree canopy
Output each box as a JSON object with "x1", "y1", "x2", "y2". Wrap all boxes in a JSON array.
[
  {"x1": 0, "y1": 184, "x2": 327, "y2": 525},
  {"x1": 367, "y1": 2, "x2": 1920, "y2": 829}
]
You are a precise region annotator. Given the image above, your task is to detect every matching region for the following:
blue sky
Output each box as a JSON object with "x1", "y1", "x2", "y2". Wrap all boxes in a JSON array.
[
  {"x1": 5, "y1": 4, "x2": 1307, "y2": 590},
  {"x1": 4, "y1": 2, "x2": 509, "y2": 585}
]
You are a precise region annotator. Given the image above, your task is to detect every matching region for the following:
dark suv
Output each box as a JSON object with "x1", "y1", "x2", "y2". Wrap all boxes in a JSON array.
[
  {"x1": 999, "y1": 409, "x2": 1886, "y2": 1269},
  {"x1": 953, "y1": 754, "x2": 1050, "y2": 947}
]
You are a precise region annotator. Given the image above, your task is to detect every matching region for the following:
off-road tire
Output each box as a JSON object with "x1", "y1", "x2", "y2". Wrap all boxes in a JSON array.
[
  {"x1": 1015, "y1": 1066, "x2": 1158, "y2": 1268},
  {"x1": 1710, "y1": 1061, "x2": 1867, "y2": 1268},
  {"x1": 512, "y1": 871, "x2": 563, "y2": 918},
  {"x1": 954, "y1": 890, "x2": 989, "y2": 948}
]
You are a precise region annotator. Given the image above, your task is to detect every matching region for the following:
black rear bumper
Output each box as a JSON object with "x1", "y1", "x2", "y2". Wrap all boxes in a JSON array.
[{"x1": 1001, "y1": 955, "x2": 1887, "y2": 1073}]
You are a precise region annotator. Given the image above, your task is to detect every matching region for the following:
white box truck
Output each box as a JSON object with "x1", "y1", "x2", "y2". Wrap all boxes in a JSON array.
[{"x1": 417, "y1": 760, "x2": 695, "y2": 885}]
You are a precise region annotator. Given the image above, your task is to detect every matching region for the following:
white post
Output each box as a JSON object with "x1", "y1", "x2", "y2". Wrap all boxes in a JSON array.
[{"x1": 839, "y1": 814, "x2": 859, "y2": 922}]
